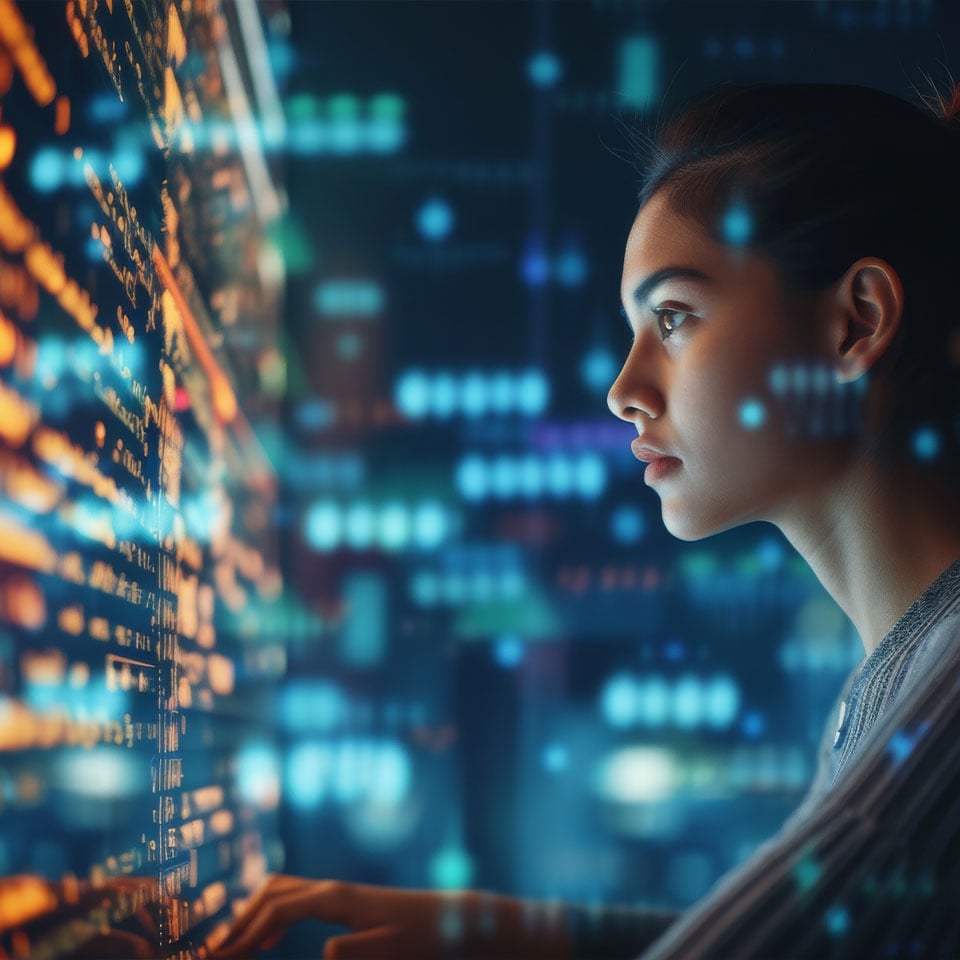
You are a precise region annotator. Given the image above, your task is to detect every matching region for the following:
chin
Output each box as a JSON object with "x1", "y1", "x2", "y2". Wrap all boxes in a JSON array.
[{"x1": 660, "y1": 501, "x2": 748, "y2": 542}]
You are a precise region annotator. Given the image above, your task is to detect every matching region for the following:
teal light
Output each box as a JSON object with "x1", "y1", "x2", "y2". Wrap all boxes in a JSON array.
[
  {"x1": 738, "y1": 398, "x2": 767, "y2": 430},
  {"x1": 413, "y1": 501, "x2": 446, "y2": 548},
  {"x1": 30, "y1": 147, "x2": 63, "y2": 192},
  {"x1": 912, "y1": 425, "x2": 941, "y2": 461},
  {"x1": 618, "y1": 35, "x2": 659, "y2": 109},
  {"x1": 575, "y1": 454, "x2": 606, "y2": 499},
  {"x1": 456, "y1": 456, "x2": 487, "y2": 500},
  {"x1": 672, "y1": 675, "x2": 703, "y2": 729},
  {"x1": 516, "y1": 368, "x2": 548, "y2": 415},
  {"x1": 429, "y1": 845, "x2": 474, "y2": 889},
  {"x1": 601, "y1": 673, "x2": 637, "y2": 728},
  {"x1": 431, "y1": 372, "x2": 458, "y2": 419},
  {"x1": 344, "y1": 502, "x2": 375, "y2": 549},
  {"x1": 721, "y1": 203, "x2": 753, "y2": 245},
  {"x1": 396, "y1": 370, "x2": 430, "y2": 419},
  {"x1": 460, "y1": 371, "x2": 488, "y2": 417},
  {"x1": 305, "y1": 501, "x2": 341, "y2": 550},
  {"x1": 378, "y1": 503, "x2": 410, "y2": 550},
  {"x1": 527, "y1": 51, "x2": 563, "y2": 87},
  {"x1": 581, "y1": 347, "x2": 617, "y2": 394},
  {"x1": 417, "y1": 197, "x2": 454, "y2": 241},
  {"x1": 285, "y1": 742, "x2": 332, "y2": 810}
]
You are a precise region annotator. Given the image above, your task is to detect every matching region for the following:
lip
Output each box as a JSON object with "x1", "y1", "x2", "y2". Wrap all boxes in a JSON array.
[
  {"x1": 630, "y1": 439, "x2": 682, "y2": 485},
  {"x1": 630, "y1": 439, "x2": 678, "y2": 463}
]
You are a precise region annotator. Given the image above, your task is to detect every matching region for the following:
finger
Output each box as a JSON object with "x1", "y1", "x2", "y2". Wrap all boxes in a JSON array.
[
  {"x1": 217, "y1": 875, "x2": 315, "y2": 950},
  {"x1": 324, "y1": 925, "x2": 399, "y2": 960},
  {"x1": 214, "y1": 884, "x2": 341, "y2": 959}
]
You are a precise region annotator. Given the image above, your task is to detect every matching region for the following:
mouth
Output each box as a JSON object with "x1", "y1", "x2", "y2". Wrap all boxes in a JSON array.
[{"x1": 630, "y1": 439, "x2": 682, "y2": 485}]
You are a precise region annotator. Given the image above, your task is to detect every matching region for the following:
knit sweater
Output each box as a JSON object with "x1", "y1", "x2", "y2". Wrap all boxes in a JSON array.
[{"x1": 571, "y1": 554, "x2": 960, "y2": 960}]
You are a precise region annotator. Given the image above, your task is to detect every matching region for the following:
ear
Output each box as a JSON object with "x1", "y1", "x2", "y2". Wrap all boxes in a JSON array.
[{"x1": 828, "y1": 258, "x2": 903, "y2": 384}]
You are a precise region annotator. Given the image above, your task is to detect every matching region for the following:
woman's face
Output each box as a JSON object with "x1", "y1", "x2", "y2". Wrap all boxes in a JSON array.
[{"x1": 609, "y1": 189, "x2": 845, "y2": 541}]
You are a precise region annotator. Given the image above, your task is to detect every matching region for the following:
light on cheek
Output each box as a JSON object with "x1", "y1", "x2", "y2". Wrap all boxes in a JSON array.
[{"x1": 738, "y1": 397, "x2": 767, "y2": 430}]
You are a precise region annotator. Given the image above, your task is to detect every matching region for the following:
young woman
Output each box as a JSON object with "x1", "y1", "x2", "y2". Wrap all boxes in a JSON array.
[{"x1": 214, "y1": 79, "x2": 960, "y2": 959}]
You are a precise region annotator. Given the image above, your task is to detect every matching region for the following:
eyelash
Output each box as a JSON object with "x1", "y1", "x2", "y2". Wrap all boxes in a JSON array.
[{"x1": 651, "y1": 307, "x2": 690, "y2": 341}]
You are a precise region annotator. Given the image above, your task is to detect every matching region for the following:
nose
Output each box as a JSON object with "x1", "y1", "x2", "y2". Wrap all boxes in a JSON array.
[{"x1": 607, "y1": 346, "x2": 665, "y2": 423}]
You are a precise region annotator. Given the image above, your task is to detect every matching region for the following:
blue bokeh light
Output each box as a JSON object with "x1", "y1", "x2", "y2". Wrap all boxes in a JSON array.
[
  {"x1": 527, "y1": 51, "x2": 563, "y2": 87},
  {"x1": 417, "y1": 197, "x2": 454, "y2": 241},
  {"x1": 738, "y1": 398, "x2": 766, "y2": 430},
  {"x1": 912, "y1": 425, "x2": 941, "y2": 461}
]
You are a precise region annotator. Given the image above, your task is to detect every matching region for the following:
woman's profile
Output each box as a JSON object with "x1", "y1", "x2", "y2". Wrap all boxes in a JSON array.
[{"x1": 213, "y1": 77, "x2": 960, "y2": 959}]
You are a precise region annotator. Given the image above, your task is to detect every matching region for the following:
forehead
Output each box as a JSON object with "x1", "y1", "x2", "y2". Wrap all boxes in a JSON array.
[{"x1": 621, "y1": 190, "x2": 762, "y2": 300}]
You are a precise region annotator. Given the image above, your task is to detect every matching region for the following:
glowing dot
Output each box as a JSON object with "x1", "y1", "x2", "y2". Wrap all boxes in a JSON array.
[
  {"x1": 460, "y1": 371, "x2": 488, "y2": 417},
  {"x1": 768, "y1": 364, "x2": 788, "y2": 395},
  {"x1": 542, "y1": 743, "x2": 568, "y2": 772},
  {"x1": 490, "y1": 456, "x2": 518, "y2": 498},
  {"x1": 305, "y1": 501, "x2": 341, "y2": 550},
  {"x1": 431, "y1": 373, "x2": 458, "y2": 419},
  {"x1": 285, "y1": 742, "x2": 332, "y2": 810},
  {"x1": 601, "y1": 673, "x2": 637, "y2": 728},
  {"x1": 610, "y1": 505, "x2": 645, "y2": 544},
  {"x1": 791, "y1": 364, "x2": 809, "y2": 393},
  {"x1": 516, "y1": 369, "x2": 548, "y2": 415},
  {"x1": 824, "y1": 905, "x2": 849, "y2": 936},
  {"x1": 546, "y1": 455, "x2": 573, "y2": 496},
  {"x1": 429, "y1": 845, "x2": 474, "y2": 889},
  {"x1": 344, "y1": 502, "x2": 375, "y2": 549},
  {"x1": 412, "y1": 501, "x2": 446, "y2": 548},
  {"x1": 794, "y1": 853, "x2": 821, "y2": 891},
  {"x1": 554, "y1": 246, "x2": 587, "y2": 286},
  {"x1": 704, "y1": 674, "x2": 740, "y2": 728},
  {"x1": 416, "y1": 197, "x2": 454, "y2": 241},
  {"x1": 411, "y1": 571, "x2": 439, "y2": 606},
  {"x1": 396, "y1": 370, "x2": 430, "y2": 419},
  {"x1": 527, "y1": 51, "x2": 563, "y2": 87},
  {"x1": 575, "y1": 454, "x2": 606, "y2": 499},
  {"x1": 672, "y1": 675, "x2": 703, "y2": 728},
  {"x1": 494, "y1": 635, "x2": 524, "y2": 668},
  {"x1": 738, "y1": 398, "x2": 766, "y2": 430},
  {"x1": 721, "y1": 203, "x2": 752, "y2": 244},
  {"x1": 378, "y1": 502, "x2": 409, "y2": 550},
  {"x1": 741, "y1": 710, "x2": 766, "y2": 739},
  {"x1": 489, "y1": 371, "x2": 514, "y2": 413},
  {"x1": 637, "y1": 676, "x2": 670, "y2": 727},
  {"x1": 521, "y1": 238, "x2": 549, "y2": 286},
  {"x1": 581, "y1": 347, "x2": 617, "y2": 393},
  {"x1": 29, "y1": 147, "x2": 63, "y2": 192},
  {"x1": 456, "y1": 456, "x2": 487, "y2": 500},
  {"x1": 911, "y1": 426, "x2": 941, "y2": 461},
  {"x1": 518, "y1": 456, "x2": 543, "y2": 498}
]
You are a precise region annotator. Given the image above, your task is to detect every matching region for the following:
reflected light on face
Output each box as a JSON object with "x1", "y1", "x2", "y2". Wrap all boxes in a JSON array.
[{"x1": 609, "y1": 189, "x2": 844, "y2": 541}]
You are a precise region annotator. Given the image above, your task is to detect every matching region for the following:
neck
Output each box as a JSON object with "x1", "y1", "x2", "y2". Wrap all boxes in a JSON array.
[{"x1": 774, "y1": 459, "x2": 960, "y2": 656}]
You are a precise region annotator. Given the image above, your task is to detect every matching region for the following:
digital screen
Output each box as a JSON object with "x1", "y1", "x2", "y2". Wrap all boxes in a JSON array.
[{"x1": 0, "y1": 1, "x2": 285, "y2": 956}]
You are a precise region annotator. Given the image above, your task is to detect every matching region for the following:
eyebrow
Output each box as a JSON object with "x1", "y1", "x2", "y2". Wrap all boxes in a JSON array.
[{"x1": 628, "y1": 266, "x2": 714, "y2": 307}]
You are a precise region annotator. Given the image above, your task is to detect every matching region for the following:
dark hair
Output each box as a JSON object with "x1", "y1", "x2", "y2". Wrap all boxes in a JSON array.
[{"x1": 632, "y1": 79, "x2": 960, "y2": 474}]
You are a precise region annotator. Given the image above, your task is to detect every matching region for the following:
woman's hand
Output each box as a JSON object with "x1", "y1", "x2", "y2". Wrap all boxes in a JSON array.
[{"x1": 209, "y1": 874, "x2": 574, "y2": 960}]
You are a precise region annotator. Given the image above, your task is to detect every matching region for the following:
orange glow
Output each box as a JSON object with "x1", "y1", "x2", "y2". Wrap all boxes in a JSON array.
[
  {"x1": 0, "y1": 575, "x2": 46, "y2": 630},
  {"x1": 152, "y1": 247, "x2": 239, "y2": 424},
  {"x1": 0, "y1": 450, "x2": 63, "y2": 513},
  {"x1": 0, "y1": 382, "x2": 37, "y2": 447},
  {"x1": 57, "y1": 605, "x2": 85, "y2": 636},
  {"x1": 0, "y1": 0, "x2": 56, "y2": 106},
  {"x1": 54, "y1": 95, "x2": 70, "y2": 135},
  {"x1": 0, "y1": 125, "x2": 15, "y2": 170},
  {"x1": 206, "y1": 653, "x2": 234, "y2": 696},
  {"x1": 0, "y1": 308, "x2": 17, "y2": 365},
  {"x1": 0, "y1": 183, "x2": 35, "y2": 252},
  {"x1": 0, "y1": 50, "x2": 13, "y2": 94},
  {"x1": 95, "y1": 420, "x2": 105, "y2": 448},
  {"x1": 0, "y1": 876, "x2": 58, "y2": 928}
]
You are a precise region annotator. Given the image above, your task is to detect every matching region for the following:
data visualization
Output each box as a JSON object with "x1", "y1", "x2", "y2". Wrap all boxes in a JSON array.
[{"x1": 0, "y1": 1, "x2": 286, "y2": 957}]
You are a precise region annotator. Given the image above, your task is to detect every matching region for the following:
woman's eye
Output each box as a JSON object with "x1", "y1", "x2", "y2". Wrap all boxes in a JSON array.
[{"x1": 652, "y1": 307, "x2": 690, "y2": 340}]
